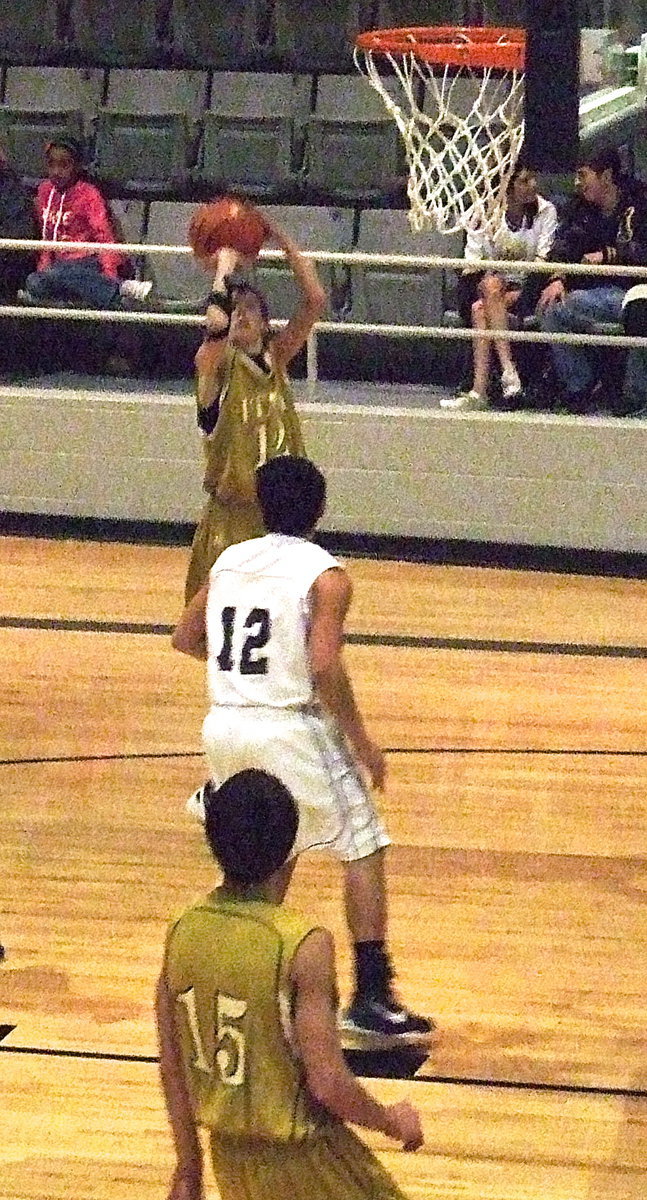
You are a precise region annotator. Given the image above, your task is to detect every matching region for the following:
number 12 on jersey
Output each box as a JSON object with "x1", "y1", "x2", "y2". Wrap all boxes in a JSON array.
[
  {"x1": 217, "y1": 606, "x2": 271, "y2": 675},
  {"x1": 177, "y1": 987, "x2": 248, "y2": 1087}
]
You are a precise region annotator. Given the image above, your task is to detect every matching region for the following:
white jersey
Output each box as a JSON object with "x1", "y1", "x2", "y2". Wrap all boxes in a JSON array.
[{"x1": 205, "y1": 534, "x2": 339, "y2": 709}]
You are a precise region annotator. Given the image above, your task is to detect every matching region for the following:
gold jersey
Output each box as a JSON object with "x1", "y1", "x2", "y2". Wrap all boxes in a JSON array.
[
  {"x1": 199, "y1": 345, "x2": 305, "y2": 498},
  {"x1": 163, "y1": 888, "x2": 325, "y2": 1142}
]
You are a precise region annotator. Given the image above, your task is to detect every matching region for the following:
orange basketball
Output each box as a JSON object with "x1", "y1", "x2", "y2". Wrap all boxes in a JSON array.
[{"x1": 188, "y1": 197, "x2": 269, "y2": 259}]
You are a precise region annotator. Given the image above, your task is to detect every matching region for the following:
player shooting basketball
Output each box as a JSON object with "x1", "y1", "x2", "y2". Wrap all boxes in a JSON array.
[{"x1": 184, "y1": 200, "x2": 327, "y2": 602}]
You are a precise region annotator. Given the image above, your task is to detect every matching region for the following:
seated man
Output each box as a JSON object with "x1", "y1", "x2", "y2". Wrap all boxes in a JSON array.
[{"x1": 537, "y1": 146, "x2": 647, "y2": 414}]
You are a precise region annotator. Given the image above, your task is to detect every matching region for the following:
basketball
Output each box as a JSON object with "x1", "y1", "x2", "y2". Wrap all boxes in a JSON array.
[{"x1": 188, "y1": 197, "x2": 269, "y2": 260}]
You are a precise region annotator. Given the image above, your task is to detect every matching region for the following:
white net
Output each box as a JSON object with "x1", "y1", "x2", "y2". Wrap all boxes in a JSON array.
[{"x1": 355, "y1": 31, "x2": 525, "y2": 237}]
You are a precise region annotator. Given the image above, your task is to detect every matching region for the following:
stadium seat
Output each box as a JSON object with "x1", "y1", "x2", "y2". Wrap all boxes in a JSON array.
[
  {"x1": 105, "y1": 69, "x2": 209, "y2": 118},
  {"x1": 195, "y1": 115, "x2": 296, "y2": 200},
  {"x1": 251, "y1": 204, "x2": 355, "y2": 320},
  {"x1": 3, "y1": 68, "x2": 105, "y2": 135},
  {"x1": 68, "y1": 0, "x2": 162, "y2": 66},
  {"x1": 0, "y1": 109, "x2": 84, "y2": 183},
  {"x1": 272, "y1": 0, "x2": 375, "y2": 72},
  {"x1": 0, "y1": 0, "x2": 62, "y2": 65},
  {"x1": 93, "y1": 111, "x2": 193, "y2": 195},
  {"x1": 302, "y1": 73, "x2": 403, "y2": 201},
  {"x1": 208, "y1": 72, "x2": 312, "y2": 121},
  {"x1": 373, "y1": 1, "x2": 466, "y2": 23},
  {"x1": 144, "y1": 201, "x2": 209, "y2": 311},
  {"x1": 348, "y1": 208, "x2": 462, "y2": 327},
  {"x1": 168, "y1": 0, "x2": 266, "y2": 69},
  {"x1": 195, "y1": 73, "x2": 313, "y2": 199}
]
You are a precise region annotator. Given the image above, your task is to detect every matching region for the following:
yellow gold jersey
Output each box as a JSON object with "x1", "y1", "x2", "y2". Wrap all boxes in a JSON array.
[
  {"x1": 199, "y1": 346, "x2": 305, "y2": 498},
  {"x1": 163, "y1": 888, "x2": 325, "y2": 1142}
]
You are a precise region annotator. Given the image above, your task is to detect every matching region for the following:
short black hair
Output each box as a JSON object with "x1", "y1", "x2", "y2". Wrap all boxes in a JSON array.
[
  {"x1": 578, "y1": 146, "x2": 623, "y2": 182},
  {"x1": 256, "y1": 455, "x2": 326, "y2": 537},
  {"x1": 204, "y1": 769, "x2": 299, "y2": 887}
]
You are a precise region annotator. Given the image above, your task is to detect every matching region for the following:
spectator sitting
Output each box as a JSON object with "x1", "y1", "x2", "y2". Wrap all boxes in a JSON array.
[
  {"x1": 19, "y1": 137, "x2": 151, "y2": 309},
  {"x1": 537, "y1": 146, "x2": 647, "y2": 414},
  {"x1": 0, "y1": 142, "x2": 36, "y2": 300},
  {"x1": 442, "y1": 164, "x2": 558, "y2": 412}
]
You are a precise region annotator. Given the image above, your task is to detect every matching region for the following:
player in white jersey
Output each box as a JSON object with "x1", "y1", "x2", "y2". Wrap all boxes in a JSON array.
[{"x1": 172, "y1": 456, "x2": 435, "y2": 1048}]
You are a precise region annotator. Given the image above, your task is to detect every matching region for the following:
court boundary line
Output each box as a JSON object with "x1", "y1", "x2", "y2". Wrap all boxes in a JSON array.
[
  {"x1": 3, "y1": 614, "x2": 647, "y2": 660},
  {"x1": 3, "y1": 747, "x2": 647, "y2": 767},
  {"x1": 0, "y1": 1042, "x2": 645, "y2": 1099},
  {"x1": 5, "y1": 512, "x2": 647, "y2": 579}
]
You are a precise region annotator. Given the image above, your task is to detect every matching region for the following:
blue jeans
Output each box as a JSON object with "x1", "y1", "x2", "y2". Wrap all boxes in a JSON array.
[
  {"x1": 539, "y1": 286, "x2": 647, "y2": 403},
  {"x1": 25, "y1": 256, "x2": 121, "y2": 309}
]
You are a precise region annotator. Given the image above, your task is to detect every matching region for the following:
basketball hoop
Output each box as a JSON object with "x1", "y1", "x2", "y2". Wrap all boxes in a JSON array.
[{"x1": 354, "y1": 26, "x2": 526, "y2": 236}]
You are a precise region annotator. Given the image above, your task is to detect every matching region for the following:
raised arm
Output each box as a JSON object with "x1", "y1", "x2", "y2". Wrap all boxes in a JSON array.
[
  {"x1": 265, "y1": 219, "x2": 327, "y2": 369},
  {"x1": 291, "y1": 928, "x2": 423, "y2": 1149},
  {"x1": 155, "y1": 972, "x2": 205, "y2": 1200},
  {"x1": 308, "y1": 568, "x2": 385, "y2": 789}
]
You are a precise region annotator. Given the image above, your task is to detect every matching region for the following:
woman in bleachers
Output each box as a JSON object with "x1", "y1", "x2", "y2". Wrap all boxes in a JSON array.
[
  {"x1": 442, "y1": 164, "x2": 558, "y2": 412},
  {"x1": 20, "y1": 137, "x2": 150, "y2": 309},
  {"x1": 184, "y1": 216, "x2": 326, "y2": 601}
]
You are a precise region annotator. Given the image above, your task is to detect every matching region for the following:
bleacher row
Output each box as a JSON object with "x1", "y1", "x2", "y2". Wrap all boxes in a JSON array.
[
  {"x1": 0, "y1": 2, "x2": 527, "y2": 73},
  {"x1": 0, "y1": 68, "x2": 410, "y2": 204},
  {"x1": 129, "y1": 201, "x2": 462, "y2": 330}
]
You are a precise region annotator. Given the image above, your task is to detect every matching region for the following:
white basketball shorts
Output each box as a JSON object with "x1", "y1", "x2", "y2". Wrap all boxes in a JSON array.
[{"x1": 200, "y1": 705, "x2": 390, "y2": 863}]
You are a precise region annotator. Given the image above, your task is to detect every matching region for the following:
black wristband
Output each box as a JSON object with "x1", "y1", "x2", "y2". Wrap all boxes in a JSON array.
[{"x1": 206, "y1": 277, "x2": 235, "y2": 317}]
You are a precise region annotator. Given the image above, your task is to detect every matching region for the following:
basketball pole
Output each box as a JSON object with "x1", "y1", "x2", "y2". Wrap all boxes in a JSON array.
[{"x1": 523, "y1": 1, "x2": 580, "y2": 175}]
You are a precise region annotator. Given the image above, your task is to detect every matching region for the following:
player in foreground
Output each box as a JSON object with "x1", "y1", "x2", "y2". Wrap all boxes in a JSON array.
[
  {"x1": 172, "y1": 456, "x2": 435, "y2": 1046},
  {"x1": 156, "y1": 768, "x2": 423, "y2": 1200},
  {"x1": 184, "y1": 204, "x2": 326, "y2": 601}
]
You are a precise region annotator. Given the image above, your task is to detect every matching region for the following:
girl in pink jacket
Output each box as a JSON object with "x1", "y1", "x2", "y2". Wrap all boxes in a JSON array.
[{"x1": 22, "y1": 137, "x2": 150, "y2": 308}]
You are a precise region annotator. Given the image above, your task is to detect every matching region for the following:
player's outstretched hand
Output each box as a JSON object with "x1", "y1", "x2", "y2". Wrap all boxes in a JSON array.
[
  {"x1": 167, "y1": 1165, "x2": 204, "y2": 1200},
  {"x1": 385, "y1": 1100, "x2": 424, "y2": 1151}
]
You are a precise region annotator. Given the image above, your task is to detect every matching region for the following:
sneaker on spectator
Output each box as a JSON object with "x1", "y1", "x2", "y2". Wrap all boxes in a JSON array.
[
  {"x1": 16, "y1": 288, "x2": 37, "y2": 305},
  {"x1": 500, "y1": 364, "x2": 522, "y2": 398},
  {"x1": 120, "y1": 279, "x2": 153, "y2": 304},
  {"x1": 340, "y1": 994, "x2": 437, "y2": 1049},
  {"x1": 440, "y1": 389, "x2": 487, "y2": 411}
]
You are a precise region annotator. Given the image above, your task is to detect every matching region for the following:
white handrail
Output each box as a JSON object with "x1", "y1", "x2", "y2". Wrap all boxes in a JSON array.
[{"x1": 2, "y1": 236, "x2": 647, "y2": 279}]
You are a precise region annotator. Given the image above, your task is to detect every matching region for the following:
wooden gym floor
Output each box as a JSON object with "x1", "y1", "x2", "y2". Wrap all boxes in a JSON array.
[{"x1": 1, "y1": 534, "x2": 646, "y2": 1198}]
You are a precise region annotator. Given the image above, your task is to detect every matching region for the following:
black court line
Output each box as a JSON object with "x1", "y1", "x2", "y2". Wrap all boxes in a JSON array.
[
  {"x1": 0, "y1": 1042, "x2": 645, "y2": 1099},
  {"x1": 3, "y1": 614, "x2": 647, "y2": 660},
  {"x1": 0, "y1": 750, "x2": 203, "y2": 767},
  {"x1": 3, "y1": 747, "x2": 647, "y2": 768}
]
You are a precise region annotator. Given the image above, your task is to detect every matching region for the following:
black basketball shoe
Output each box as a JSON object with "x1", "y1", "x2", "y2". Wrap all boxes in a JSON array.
[{"x1": 340, "y1": 993, "x2": 437, "y2": 1050}]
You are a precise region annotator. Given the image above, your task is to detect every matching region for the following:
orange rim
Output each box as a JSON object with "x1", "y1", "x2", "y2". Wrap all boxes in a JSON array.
[{"x1": 355, "y1": 25, "x2": 526, "y2": 71}]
